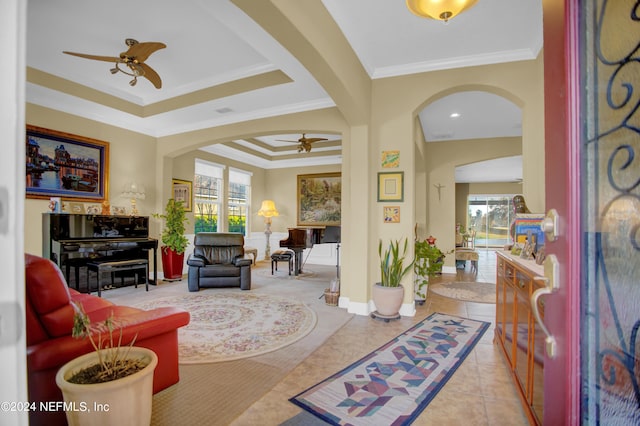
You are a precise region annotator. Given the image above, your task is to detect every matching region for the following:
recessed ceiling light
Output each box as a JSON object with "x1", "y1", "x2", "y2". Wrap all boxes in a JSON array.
[{"x1": 449, "y1": 112, "x2": 460, "y2": 119}]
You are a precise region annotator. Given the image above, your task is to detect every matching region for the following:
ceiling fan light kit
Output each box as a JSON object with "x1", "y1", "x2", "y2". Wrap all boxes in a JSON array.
[
  {"x1": 406, "y1": 0, "x2": 478, "y2": 23},
  {"x1": 63, "y1": 38, "x2": 166, "y2": 89}
]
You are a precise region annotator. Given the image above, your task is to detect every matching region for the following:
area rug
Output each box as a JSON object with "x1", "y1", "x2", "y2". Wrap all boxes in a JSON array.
[
  {"x1": 289, "y1": 312, "x2": 490, "y2": 425},
  {"x1": 429, "y1": 281, "x2": 496, "y2": 304},
  {"x1": 135, "y1": 292, "x2": 317, "y2": 364}
]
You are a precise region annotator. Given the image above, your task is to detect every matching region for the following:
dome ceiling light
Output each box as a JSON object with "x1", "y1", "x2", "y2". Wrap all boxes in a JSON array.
[{"x1": 406, "y1": 0, "x2": 478, "y2": 23}]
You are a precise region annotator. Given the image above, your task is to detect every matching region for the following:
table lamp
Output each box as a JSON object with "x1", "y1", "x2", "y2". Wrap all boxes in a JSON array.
[{"x1": 122, "y1": 182, "x2": 145, "y2": 216}]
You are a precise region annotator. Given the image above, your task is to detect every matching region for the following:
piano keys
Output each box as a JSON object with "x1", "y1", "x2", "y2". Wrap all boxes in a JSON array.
[{"x1": 279, "y1": 226, "x2": 340, "y2": 275}]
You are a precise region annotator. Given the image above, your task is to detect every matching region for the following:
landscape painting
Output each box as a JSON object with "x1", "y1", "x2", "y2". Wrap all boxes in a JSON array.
[
  {"x1": 297, "y1": 173, "x2": 341, "y2": 226},
  {"x1": 26, "y1": 125, "x2": 109, "y2": 201}
]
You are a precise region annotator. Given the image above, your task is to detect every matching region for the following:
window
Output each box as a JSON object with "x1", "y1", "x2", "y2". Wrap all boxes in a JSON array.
[
  {"x1": 194, "y1": 160, "x2": 223, "y2": 233},
  {"x1": 467, "y1": 195, "x2": 515, "y2": 248},
  {"x1": 228, "y1": 168, "x2": 251, "y2": 235}
]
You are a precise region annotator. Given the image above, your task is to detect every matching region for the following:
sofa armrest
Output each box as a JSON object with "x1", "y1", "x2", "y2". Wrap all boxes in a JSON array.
[
  {"x1": 187, "y1": 254, "x2": 206, "y2": 267},
  {"x1": 234, "y1": 257, "x2": 252, "y2": 267},
  {"x1": 27, "y1": 306, "x2": 190, "y2": 373}
]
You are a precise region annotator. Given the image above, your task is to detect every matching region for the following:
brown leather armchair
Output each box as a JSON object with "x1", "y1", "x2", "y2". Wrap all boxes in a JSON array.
[{"x1": 187, "y1": 232, "x2": 252, "y2": 291}]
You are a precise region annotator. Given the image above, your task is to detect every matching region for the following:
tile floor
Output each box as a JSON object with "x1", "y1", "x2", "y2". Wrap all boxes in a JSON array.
[{"x1": 232, "y1": 249, "x2": 530, "y2": 426}]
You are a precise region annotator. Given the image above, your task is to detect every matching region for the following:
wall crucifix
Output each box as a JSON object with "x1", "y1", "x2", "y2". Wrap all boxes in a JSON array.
[{"x1": 434, "y1": 183, "x2": 445, "y2": 201}]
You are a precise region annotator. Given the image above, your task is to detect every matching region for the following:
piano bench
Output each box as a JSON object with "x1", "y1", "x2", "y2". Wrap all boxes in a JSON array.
[
  {"x1": 271, "y1": 251, "x2": 293, "y2": 275},
  {"x1": 86, "y1": 259, "x2": 149, "y2": 297}
]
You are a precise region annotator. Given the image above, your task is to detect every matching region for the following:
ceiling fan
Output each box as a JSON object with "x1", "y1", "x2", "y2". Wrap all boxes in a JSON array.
[
  {"x1": 63, "y1": 38, "x2": 166, "y2": 88},
  {"x1": 276, "y1": 133, "x2": 328, "y2": 153}
]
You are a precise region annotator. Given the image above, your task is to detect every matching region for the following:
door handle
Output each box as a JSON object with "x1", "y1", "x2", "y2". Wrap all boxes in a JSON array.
[{"x1": 532, "y1": 254, "x2": 559, "y2": 358}]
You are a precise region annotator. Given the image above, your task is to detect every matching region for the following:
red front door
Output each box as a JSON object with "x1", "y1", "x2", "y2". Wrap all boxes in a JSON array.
[
  {"x1": 543, "y1": 0, "x2": 640, "y2": 423},
  {"x1": 541, "y1": 0, "x2": 581, "y2": 423}
]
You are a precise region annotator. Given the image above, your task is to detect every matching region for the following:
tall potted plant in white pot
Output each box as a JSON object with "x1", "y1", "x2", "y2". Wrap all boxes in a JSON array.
[
  {"x1": 155, "y1": 198, "x2": 189, "y2": 280},
  {"x1": 56, "y1": 302, "x2": 157, "y2": 426},
  {"x1": 372, "y1": 238, "x2": 414, "y2": 321}
]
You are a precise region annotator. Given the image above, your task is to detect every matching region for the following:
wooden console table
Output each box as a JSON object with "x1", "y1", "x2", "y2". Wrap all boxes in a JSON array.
[{"x1": 494, "y1": 251, "x2": 545, "y2": 426}]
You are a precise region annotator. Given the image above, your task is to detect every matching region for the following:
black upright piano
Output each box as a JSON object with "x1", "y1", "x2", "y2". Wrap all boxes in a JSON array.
[
  {"x1": 279, "y1": 226, "x2": 341, "y2": 275},
  {"x1": 42, "y1": 213, "x2": 158, "y2": 288}
]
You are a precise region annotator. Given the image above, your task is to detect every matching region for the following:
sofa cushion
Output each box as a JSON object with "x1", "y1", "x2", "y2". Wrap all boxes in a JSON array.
[{"x1": 25, "y1": 254, "x2": 71, "y2": 315}]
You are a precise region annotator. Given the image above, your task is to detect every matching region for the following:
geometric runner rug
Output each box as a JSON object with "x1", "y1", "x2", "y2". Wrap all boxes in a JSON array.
[{"x1": 289, "y1": 312, "x2": 490, "y2": 425}]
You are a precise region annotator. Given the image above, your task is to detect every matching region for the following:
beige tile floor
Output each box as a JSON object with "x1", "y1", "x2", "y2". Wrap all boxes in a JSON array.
[{"x1": 232, "y1": 249, "x2": 529, "y2": 426}]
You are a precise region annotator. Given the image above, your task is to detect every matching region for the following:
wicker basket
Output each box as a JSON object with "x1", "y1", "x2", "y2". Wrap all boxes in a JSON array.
[{"x1": 324, "y1": 289, "x2": 339, "y2": 306}]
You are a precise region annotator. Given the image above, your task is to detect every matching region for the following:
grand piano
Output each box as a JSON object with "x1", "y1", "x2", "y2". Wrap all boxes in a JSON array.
[
  {"x1": 42, "y1": 213, "x2": 158, "y2": 288},
  {"x1": 279, "y1": 226, "x2": 341, "y2": 275}
]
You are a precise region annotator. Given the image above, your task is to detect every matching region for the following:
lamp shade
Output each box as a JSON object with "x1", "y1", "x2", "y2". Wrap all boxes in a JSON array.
[
  {"x1": 122, "y1": 182, "x2": 146, "y2": 200},
  {"x1": 257, "y1": 200, "x2": 279, "y2": 218},
  {"x1": 406, "y1": 0, "x2": 478, "y2": 22}
]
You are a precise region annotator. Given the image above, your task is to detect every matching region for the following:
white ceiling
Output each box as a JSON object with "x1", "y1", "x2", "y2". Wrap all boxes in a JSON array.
[{"x1": 25, "y1": 0, "x2": 542, "y2": 181}]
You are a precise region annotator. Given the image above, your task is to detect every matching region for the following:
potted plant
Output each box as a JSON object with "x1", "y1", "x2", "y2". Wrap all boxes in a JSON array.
[
  {"x1": 155, "y1": 198, "x2": 189, "y2": 280},
  {"x1": 372, "y1": 238, "x2": 414, "y2": 319},
  {"x1": 414, "y1": 235, "x2": 453, "y2": 303},
  {"x1": 55, "y1": 302, "x2": 158, "y2": 426}
]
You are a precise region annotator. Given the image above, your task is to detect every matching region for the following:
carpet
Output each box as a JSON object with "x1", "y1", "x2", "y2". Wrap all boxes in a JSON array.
[
  {"x1": 429, "y1": 281, "x2": 496, "y2": 304},
  {"x1": 289, "y1": 312, "x2": 490, "y2": 426},
  {"x1": 135, "y1": 292, "x2": 317, "y2": 364}
]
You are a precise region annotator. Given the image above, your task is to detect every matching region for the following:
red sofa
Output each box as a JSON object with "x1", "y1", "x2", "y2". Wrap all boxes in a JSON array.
[{"x1": 25, "y1": 253, "x2": 190, "y2": 426}]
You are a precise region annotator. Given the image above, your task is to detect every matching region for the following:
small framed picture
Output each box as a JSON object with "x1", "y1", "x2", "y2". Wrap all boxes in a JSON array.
[
  {"x1": 383, "y1": 206, "x2": 400, "y2": 223},
  {"x1": 381, "y1": 151, "x2": 400, "y2": 168},
  {"x1": 48, "y1": 197, "x2": 61, "y2": 213},
  {"x1": 85, "y1": 204, "x2": 101, "y2": 215},
  {"x1": 68, "y1": 202, "x2": 85, "y2": 214},
  {"x1": 377, "y1": 171, "x2": 404, "y2": 202},
  {"x1": 112, "y1": 206, "x2": 127, "y2": 215},
  {"x1": 172, "y1": 179, "x2": 193, "y2": 212}
]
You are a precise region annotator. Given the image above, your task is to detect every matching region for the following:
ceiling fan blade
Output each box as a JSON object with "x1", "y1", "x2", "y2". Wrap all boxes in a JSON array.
[
  {"x1": 139, "y1": 63, "x2": 162, "y2": 89},
  {"x1": 303, "y1": 138, "x2": 328, "y2": 143},
  {"x1": 126, "y1": 42, "x2": 166, "y2": 62},
  {"x1": 275, "y1": 139, "x2": 300, "y2": 143},
  {"x1": 63, "y1": 51, "x2": 121, "y2": 63}
]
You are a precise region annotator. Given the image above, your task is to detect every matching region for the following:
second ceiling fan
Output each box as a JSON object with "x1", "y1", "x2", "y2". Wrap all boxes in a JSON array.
[{"x1": 277, "y1": 133, "x2": 328, "y2": 153}]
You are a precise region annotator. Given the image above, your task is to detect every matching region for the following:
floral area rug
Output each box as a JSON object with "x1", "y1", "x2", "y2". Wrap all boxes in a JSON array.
[
  {"x1": 429, "y1": 281, "x2": 496, "y2": 304},
  {"x1": 135, "y1": 292, "x2": 317, "y2": 364},
  {"x1": 290, "y1": 312, "x2": 490, "y2": 425}
]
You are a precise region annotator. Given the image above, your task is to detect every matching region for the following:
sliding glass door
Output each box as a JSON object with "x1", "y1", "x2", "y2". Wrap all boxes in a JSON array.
[{"x1": 467, "y1": 195, "x2": 514, "y2": 248}]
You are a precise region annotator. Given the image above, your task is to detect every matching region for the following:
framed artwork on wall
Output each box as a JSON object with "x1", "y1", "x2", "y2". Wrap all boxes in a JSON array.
[
  {"x1": 297, "y1": 172, "x2": 341, "y2": 226},
  {"x1": 383, "y1": 206, "x2": 400, "y2": 223},
  {"x1": 26, "y1": 125, "x2": 109, "y2": 201},
  {"x1": 172, "y1": 179, "x2": 193, "y2": 212},
  {"x1": 377, "y1": 171, "x2": 404, "y2": 202},
  {"x1": 381, "y1": 150, "x2": 400, "y2": 168}
]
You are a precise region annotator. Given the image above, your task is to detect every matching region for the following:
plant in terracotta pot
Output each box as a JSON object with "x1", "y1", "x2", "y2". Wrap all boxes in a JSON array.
[
  {"x1": 55, "y1": 302, "x2": 158, "y2": 426},
  {"x1": 155, "y1": 198, "x2": 189, "y2": 280},
  {"x1": 372, "y1": 238, "x2": 414, "y2": 321}
]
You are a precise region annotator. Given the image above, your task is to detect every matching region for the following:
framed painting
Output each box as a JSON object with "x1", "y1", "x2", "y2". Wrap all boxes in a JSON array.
[
  {"x1": 383, "y1": 206, "x2": 400, "y2": 223},
  {"x1": 381, "y1": 150, "x2": 400, "y2": 168},
  {"x1": 26, "y1": 125, "x2": 109, "y2": 201},
  {"x1": 297, "y1": 172, "x2": 341, "y2": 226},
  {"x1": 377, "y1": 171, "x2": 404, "y2": 202},
  {"x1": 172, "y1": 178, "x2": 193, "y2": 212}
]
